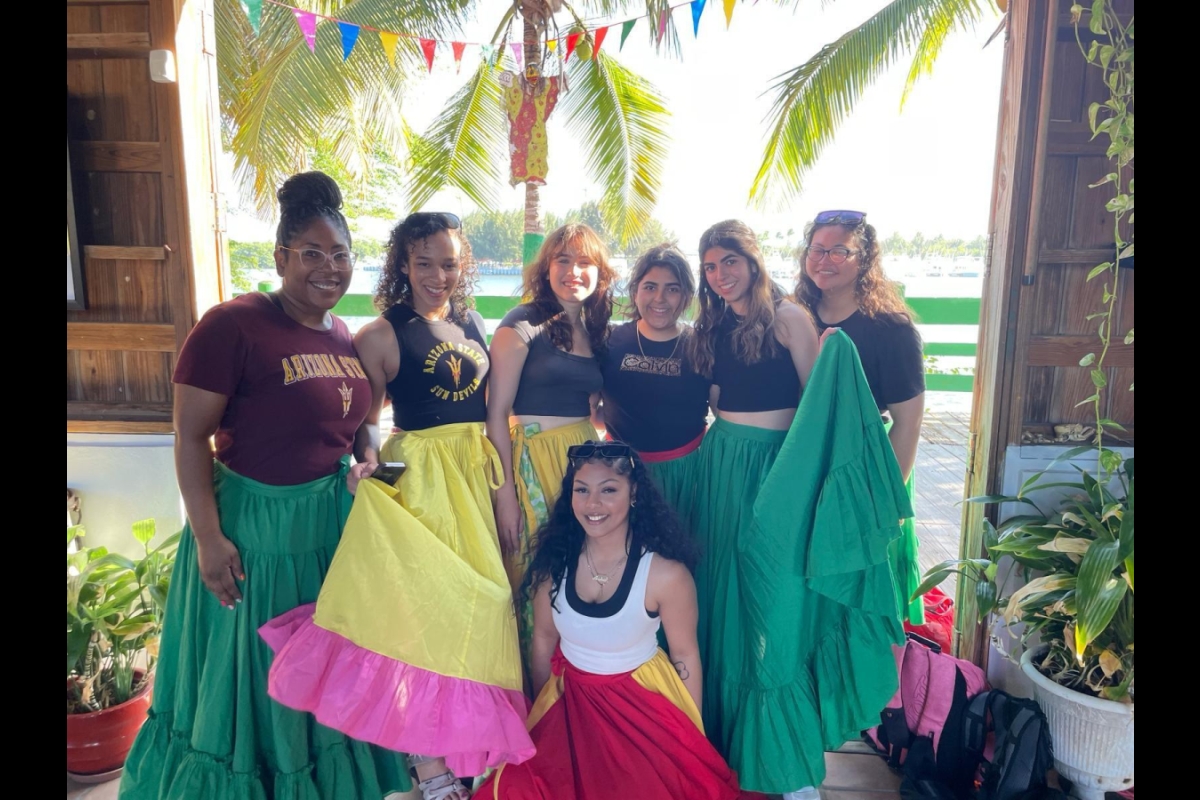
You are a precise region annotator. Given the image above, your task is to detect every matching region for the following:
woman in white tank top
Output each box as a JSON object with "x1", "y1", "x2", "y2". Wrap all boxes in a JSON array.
[{"x1": 473, "y1": 442, "x2": 748, "y2": 800}]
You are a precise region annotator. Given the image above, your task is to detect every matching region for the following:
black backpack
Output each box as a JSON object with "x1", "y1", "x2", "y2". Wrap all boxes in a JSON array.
[{"x1": 898, "y1": 687, "x2": 1064, "y2": 800}]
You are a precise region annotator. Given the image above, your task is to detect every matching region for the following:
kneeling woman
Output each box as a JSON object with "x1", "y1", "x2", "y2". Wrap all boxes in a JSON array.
[
  {"x1": 260, "y1": 213, "x2": 532, "y2": 800},
  {"x1": 475, "y1": 442, "x2": 742, "y2": 800}
]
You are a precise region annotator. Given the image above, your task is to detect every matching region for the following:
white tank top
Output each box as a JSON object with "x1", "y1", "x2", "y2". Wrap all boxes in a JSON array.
[{"x1": 554, "y1": 550, "x2": 661, "y2": 675}]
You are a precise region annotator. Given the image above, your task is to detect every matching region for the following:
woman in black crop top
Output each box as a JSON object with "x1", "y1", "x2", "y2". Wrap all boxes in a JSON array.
[
  {"x1": 486, "y1": 223, "x2": 618, "y2": 695},
  {"x1": 285, "y1": 212, "x2": 529, "y2": 800},
  {"x1": 795, "y1": 210, "x2": 925, "y2": 628},
  {"x1": 684, "y1": 220, "x2": 823, "y2": 799}
]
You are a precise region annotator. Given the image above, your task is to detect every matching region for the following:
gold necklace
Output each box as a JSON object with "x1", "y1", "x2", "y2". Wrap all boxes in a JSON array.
[
  {"x1": 584, "y1": 542, "x2": 629, "y2": 588},
  {"x1": 636, "y1": 323, "x2": 681, "y2": 361}
]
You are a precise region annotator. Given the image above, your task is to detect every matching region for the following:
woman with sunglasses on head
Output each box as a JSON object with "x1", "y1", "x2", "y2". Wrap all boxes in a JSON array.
[
  {"x1": 598, "y1": 244, "x2": 710, "y2": 519},
  {"x1": 120, "y1": 173, "x2": 414, "y2": 800},
  {"x1": 486, "y1": 224, "x2": 618, "y2": 693},
  {"x1": 260, "y1": 212, "x2": 532, "y2": 800},
  {"x1": 795, "y1": 210, "x2": 926, "y2": 626},
  {"x1": 474, "y1": 442, "x2": 745, "y2": 800}
]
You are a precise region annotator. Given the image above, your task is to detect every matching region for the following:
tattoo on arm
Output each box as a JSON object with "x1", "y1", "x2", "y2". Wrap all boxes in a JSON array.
[{"x1": 673, "y1": 660, "x2": 690, "y2": 681}]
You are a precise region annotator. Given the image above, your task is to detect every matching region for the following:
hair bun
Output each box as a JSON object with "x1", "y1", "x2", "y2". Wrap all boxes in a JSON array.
[{"x1": 277, "y1": 171, "x2": 343, "y2": 212}]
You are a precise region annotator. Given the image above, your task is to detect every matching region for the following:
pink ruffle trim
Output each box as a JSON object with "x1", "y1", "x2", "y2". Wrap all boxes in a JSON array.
[{"x1": 260, "y1": 603, "x2": 534, "y2": 777}]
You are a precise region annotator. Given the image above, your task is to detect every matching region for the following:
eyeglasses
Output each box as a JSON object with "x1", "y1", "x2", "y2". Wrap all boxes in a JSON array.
[
  {"x1": 567, "y1": 441, "x2": 636, "y2": 462},
  {"x1": 813, "y1": 210, "x2": 867, "y2": 226},
  {"x1": 405, "y1": 212, "x2": 462, "y2": 230},
  {"x1": 805, "y1": 245, "x2": 861, "y2": 265},
  {"x1": 278, "y1": 246, "x2": 356, "y2": 270}
]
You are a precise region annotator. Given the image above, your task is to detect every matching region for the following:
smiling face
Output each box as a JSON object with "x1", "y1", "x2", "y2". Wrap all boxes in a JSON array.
[
  {"x1": 804, "y1": 225, "x2": 862, "y2": 296},
  {"x1": 701, "y1": 246, "x2": 756, "y2": 310},
  {"x1": 402, "y1": 230, "x2": 462, "y2": 317},
  {"x1": 274, "y1": 217, "x2": 353, "y2": 312},
  {"x1": 548, "y1": 241, "x2": 600, "y2": 306},
  {"x1": 634, "y1": 265, "x2": 686, "y2": 332},
  {"x1": 571, "y1": 460, "x2": 634, "y2": 543}
]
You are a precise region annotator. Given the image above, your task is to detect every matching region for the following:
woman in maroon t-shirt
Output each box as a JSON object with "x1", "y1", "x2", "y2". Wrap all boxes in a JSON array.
[{"x1": 119, "y1": 173, "x2": 412, "y2": 800}]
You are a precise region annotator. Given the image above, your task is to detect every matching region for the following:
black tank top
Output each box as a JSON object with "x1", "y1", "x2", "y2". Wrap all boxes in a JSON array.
[
  {"x1": 711, "y1": 311, "x2": 801, "y2": 412},
  {"x1": 384, "y1": 304, "x2": 489, "y2": 430}
]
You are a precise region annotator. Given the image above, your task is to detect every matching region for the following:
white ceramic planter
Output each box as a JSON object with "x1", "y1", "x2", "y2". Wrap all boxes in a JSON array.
[{"x1": 1020, "y1": 647, "x2": 1134, "y2": 800}]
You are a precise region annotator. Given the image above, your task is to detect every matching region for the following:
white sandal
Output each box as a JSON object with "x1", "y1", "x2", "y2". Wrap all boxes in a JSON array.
[{"x1": 408, "y1": 754, "x2": 470, "y2": 800}]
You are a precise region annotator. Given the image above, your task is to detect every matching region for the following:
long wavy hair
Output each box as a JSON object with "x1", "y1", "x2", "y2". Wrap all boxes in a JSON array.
[
  {"x1": 794, "y1": 219, "x2": 912, "y2": 323},
  {"x1": 688, "y1": 220, "x2": 787, "y2": 379},
  {"x1": 523, "y1": 444, "x2": 700, "y2": 611},
  {"x1": 521, "y1": 224, "x2": 617, "y2": 355},
  {"x1": 626, "y1": 243, "x2": 697, "y2": 323},
  {"x1": 375, "y1": 214, "x2": 479, "y2": 325}
]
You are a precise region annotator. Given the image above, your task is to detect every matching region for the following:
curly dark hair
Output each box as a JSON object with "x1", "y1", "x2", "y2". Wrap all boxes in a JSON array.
[
  {"x1": 521, "y1": 224, "x2": 617, "y2": 356},
  {"x1": 523, "y1": 443, "x2": 699, "y2": 611},
  {"x1": 374, "y1": 213, "x2": 480, "y2": 325},
  {"x1": 794, "y1": 219, "x2": 913, "y2": 324}
]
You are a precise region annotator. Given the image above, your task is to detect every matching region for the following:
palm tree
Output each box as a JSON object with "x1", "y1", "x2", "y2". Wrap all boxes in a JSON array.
[{"x1": 750, "y1": 0, "x2": 1004, "y2": 206}]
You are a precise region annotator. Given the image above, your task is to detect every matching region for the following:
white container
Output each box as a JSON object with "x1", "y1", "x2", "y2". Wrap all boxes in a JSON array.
[{"x1": 1020, "y1": 647, "x2": 1134, "y2": 800}]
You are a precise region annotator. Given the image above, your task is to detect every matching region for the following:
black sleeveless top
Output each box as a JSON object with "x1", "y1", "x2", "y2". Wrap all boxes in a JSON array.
[
  {"x1": 711, "y1": 311, "x2": 801, "y2": 412},
  {"x1": 384, "y1": 304, "x2": 489, "y2": 430}
]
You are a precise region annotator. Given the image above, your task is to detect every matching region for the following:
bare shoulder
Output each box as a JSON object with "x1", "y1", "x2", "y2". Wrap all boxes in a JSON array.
[
  {"x1": 649, "y1": 554, "x2": 694, "y2": 592},
  {"x1": 775, "y1": 299, "x2": 817, "y2": 343},
  {"x1": 354, "y1": 316, "x2": 395, "y2": 353}
]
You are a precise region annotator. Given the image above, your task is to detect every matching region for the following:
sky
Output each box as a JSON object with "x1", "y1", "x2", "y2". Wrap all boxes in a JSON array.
[{"x1": 224, "y1": 0, "x2": 1007, "y2": 251}]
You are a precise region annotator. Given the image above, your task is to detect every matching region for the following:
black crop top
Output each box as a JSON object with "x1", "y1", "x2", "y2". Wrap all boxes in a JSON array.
[
  {"x1": 497, "y1": 303, "x2": 603, "y2": 418},
  {"x1": 711, "y1": 312, "x2": 801, "y2": 412},
  {"x1": 815, "y1": 309, "x2": 925, "y2": 410},
  {"x1": 384, "y1": 304, "x2": 489, "y2": 430}
]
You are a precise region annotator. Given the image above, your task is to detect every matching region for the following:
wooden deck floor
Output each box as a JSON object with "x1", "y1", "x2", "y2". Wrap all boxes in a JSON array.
[{"x1": 914, "y1": 410, "x2": 971, "y2": 596}]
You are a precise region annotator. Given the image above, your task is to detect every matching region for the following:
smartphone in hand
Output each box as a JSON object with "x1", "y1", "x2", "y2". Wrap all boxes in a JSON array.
[{"x1": 373, "y1": 462, "x2": 407, "y2": 485}]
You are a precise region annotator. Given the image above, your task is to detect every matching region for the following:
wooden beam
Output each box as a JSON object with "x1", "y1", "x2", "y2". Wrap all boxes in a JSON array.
[
  {"x1": 67, "y1": 32, "x2": 151, "y2": 58},
  {"x1": 84, "y1": 245, "x2": 167, "y2": 261},
  {"x1": 67, "y1": 323, "x2": 176, "y2": 352},
  {"x1": 68, "y1": 419, "x2": 174, "y2": 434},
  {"x1": 72, "y1": 141, "x2": 163, "y2": 173},
  {"x1": 1026, "y1": 335, "x2": 1135, "y2": 367},
  {"x1": 1038, "y1": 248, "x2": 1115, "y2": 265},
  {"x1": 67, "y1": 402, "x2": 171, "y2": 418},
  {"x1": 68, "y1": 1, "x2": 150, "y2": 5}
]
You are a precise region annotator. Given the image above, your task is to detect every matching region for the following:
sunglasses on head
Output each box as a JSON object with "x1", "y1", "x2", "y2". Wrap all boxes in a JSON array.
[
  {"x1": 405, "y1": 211, "x2": 461, "y2": 230},
  {"x1": 567, "y1": 441, "x2": 636, "y2": 462},
  {"x1": 814, "y1": 210, "x2": 867, "y2": 226}
]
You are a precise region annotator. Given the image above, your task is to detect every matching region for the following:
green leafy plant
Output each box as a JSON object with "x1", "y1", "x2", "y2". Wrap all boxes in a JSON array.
[
  {"x1": 67, "y1": 520, "x2": 180, "y2": 714},
  {"x1": 916, "y1": 449, "x2": 1133, "y2": 702}
]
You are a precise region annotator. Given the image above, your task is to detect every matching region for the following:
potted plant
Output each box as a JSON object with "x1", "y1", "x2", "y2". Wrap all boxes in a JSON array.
[
  {"x1": 915, "y1": 450, "x2": 1133, "y2": 800},
  {"x1": 67, "y1": 519, "x2": 179, "y2": 780}
]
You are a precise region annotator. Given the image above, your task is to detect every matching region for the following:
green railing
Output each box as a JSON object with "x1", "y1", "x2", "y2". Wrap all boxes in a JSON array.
[{"x1": 250, "y1": 284, "x2": 980, "y2": 392}]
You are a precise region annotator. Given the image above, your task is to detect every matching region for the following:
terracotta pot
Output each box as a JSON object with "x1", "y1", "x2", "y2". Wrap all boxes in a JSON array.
[{"x1": 66, "y1": 673, "x2": 153, "y2": 777}]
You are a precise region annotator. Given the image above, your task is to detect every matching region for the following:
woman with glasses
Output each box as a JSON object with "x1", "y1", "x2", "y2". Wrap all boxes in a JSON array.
[
  {"x1": 486, "y1": 224, "x2": 617, "y2": 694},
  {"x1": 598, "y1": 244, "x2": 710, "y2": 519},
  {"x1": 120, "y1": 172, "x2": 414, "y2": 800},
  {"x1": 795, "y1": 211, "x2": 926, "y2": 627},
  {"x1": 474, "y1": 442, "x2": 742, "y2": 800},
  {"x1": 260, "y1": 212, "x2": 532, "y2": 800}
]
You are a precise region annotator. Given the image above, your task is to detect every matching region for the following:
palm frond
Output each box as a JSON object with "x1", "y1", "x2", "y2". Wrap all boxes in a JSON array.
[
  {"x1": 560, "y1": 51, "x2": 671, "y2": 247},
  {"x1": 216, "y1": 0, "x2": 471, "y2": 214},
  {"x1": 406, "y1": 62, "x2": 508, "y2": 211},
  {"x1": 749, "y1": 0, "x2": 989, "y2": 206}
]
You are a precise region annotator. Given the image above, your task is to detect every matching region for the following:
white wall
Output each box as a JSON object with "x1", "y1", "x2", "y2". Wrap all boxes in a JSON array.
[
  {"x1": 985, "y1": 442, "x2": 1134, "y2": 695},
  {"x1": 66, "y1": 433, "x2": 184, "y2": 557}
]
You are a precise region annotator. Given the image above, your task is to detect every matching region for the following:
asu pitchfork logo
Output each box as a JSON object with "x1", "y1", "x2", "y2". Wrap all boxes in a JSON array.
[{"x1": 338, "y1": 382, "x2": 353, "y2": 418}]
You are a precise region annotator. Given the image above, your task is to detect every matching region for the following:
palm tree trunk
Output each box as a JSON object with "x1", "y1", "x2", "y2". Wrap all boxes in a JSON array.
[{"x1": 521, "y1": 4, "x2": 545, "y2": 266}]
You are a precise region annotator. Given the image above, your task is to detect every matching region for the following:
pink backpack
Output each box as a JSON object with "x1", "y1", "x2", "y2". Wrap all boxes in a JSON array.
[{"x1": 866, "y1": 632, "x2": 990, "y2": 786}]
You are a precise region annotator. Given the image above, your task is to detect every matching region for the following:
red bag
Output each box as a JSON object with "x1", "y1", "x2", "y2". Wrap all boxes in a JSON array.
[{"x1": 904, "y1": 587, "x2": 955, "y2": 654}]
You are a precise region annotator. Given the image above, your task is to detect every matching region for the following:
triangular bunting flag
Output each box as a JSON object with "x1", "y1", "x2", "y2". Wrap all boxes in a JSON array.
[
  {"x1": 452, "y1": 42, "x2": 466, "y2": 73},
  {"x1": 592, "y1": 26, "x2": 609, "y2": 58},
  {"x1": 380, "y1": 31, "x2": 399, "y2": 67},
  {"x1": 420, "y1": 38, "x2": 437, "y2": 73},
  {"x1": 657, "y1": 11, "x2": 668, "y2": 43},
  {"x1": 338, "y1": 22, "x2": 359, "y2": 61},
  {"x1": 510, "y1": 42, "x2": 524, "y2": 70},
  {"x1": 619, "y1": 19, "x2": 636, "y2": 51},
  {"x1": 293, "y1": 9, "x2": 318, "y2": 53},
  {"x1": 566, "y1": 31, "x2": 582, "y2": 61},
  {"x1": 692, "y1": 0, "x2": 707, "y2": 37},
  {"x1": 724, "y1": 0, "x2": 736, "y2": 28},
  {"x1": 547, "y1": 38, "x2": 558, "y2": 53},
  {"x1": 481, "y1": 43, "x2": 496, "y2": 67},
  {"x1": 242, "y1": 0, "x2": 262, "y2": 35}
]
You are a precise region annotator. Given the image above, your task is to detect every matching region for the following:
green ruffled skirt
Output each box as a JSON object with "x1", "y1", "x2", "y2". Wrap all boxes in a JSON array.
[
  {"x1": 118, "y1": 459, "x2": 411, "y2": 800},
  {"x1": 882, "y1": 418, "x2": 924, "y2": 625},
  {"x1": 644, "y1": 446, "x2": 703, "y2": 655}
]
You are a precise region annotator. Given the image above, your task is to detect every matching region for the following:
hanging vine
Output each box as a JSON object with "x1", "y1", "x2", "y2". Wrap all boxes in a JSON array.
[{"x1": 1071, "y1": 2, "x2": 1133, "y2": 467}]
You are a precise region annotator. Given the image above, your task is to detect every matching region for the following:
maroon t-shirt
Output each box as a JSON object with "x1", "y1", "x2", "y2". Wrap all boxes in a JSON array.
[{"x1": 173, "y1": 293, "x2": 372, "y2": 486}]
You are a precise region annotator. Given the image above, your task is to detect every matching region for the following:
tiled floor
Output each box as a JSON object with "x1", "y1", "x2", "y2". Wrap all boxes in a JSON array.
[{"x1": 67, "y1": 748, "x2": 902, "y2": 798}]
